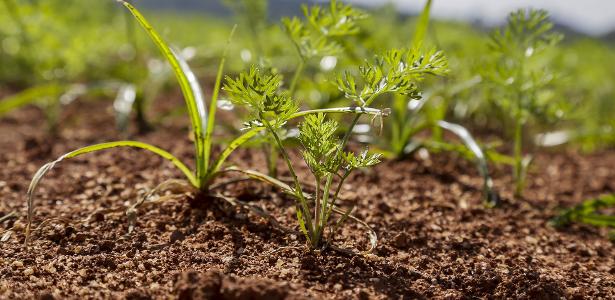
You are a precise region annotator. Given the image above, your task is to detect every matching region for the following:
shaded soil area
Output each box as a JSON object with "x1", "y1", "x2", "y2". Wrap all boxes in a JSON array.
[{"x1": 0, "y1": 100, "x2": 614, "y2": 299}]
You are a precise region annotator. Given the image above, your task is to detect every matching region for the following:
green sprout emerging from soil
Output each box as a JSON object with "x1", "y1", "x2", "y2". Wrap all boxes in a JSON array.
[
  {"x1": 224, "y1": 66, "x2": 383, "y2": 250},
  {"x1": 487, "y1": 9, "x2": 563, "y2": 196},
  {"x1": 551, "y1": 194, "x2": 615, "y2": 241},
  {"x1": 225, "y1": 42, "x2": 448, "y2": 249},
  {"x1": 24, "y1": 1, "x2": 386, "y2": 249}
]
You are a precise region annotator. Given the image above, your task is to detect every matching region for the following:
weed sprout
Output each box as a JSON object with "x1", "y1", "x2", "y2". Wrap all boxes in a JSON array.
[{"x1": 551, "y1": 194, "x2": 615, "y2": 241}]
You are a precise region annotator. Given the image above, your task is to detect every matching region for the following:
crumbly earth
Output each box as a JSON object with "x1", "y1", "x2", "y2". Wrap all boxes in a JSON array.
[{"x1": 0, "y1": 100, "x2": 613, "y2": 299}]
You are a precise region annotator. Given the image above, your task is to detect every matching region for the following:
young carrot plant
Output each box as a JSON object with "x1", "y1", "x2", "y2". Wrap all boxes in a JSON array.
[
  {"x1": 487, "y1": 9, "x2": 563, "y2": 196},
  {"x1": 225, "y1": 39, "x2": 448, "y2": 249},
  {"x1": 24, "y1": 1, "x2": 385, "y2": 245},
  {"x1": 222, "y1": 0, "x2": 367, "y2": 177},
  {"x1": 283, "y1": 0, "x2": 366, "y2": 93},
  {"x1": 224, "y1": 67, "x2": 382, "y2": 250},
  {"x1": 380, "y1": 0, "x2": 499, "y2": 205}
]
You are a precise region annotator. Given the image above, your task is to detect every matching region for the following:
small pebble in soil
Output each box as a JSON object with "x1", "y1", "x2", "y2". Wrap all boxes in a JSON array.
[
  {"x1": 169, "y1": 230, "x2": 185, "y2": 243},
  {"x1": 78, "y1": 269, "x2": 87, "y2": 278},
  {"x1": 12, "y1": 260, "x2": 23, "y2": 268}
]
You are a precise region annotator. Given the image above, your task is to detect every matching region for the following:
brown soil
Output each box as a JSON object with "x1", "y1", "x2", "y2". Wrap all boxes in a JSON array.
[{"x1": 0, "y1": 100, "x2": 614, "y2": 299}]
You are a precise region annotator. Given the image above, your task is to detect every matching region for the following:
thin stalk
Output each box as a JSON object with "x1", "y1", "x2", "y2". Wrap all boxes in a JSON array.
[
  {"x1": 314, "y1": 177, "x2": 321, "y2": 236},
  {"x1": 264, "y1": 142, "x2": 278, "y2": 177},
  {"x1": 289, "y1": 59, "x2": 305, "y2": 94},
  {"x1": 318, "y1": 92, "x2": 381, "y2": 232},
  {"x1": 513, "y1": 115, "x2": 523, "y2": 196},
  {"x1": 134, "y1": 92, "x2": 151, "y2": 133},
  {"x1": 325, "y1": 172, "x2": 350, "y2": 224},
  {"x1": 289, "y1": 106, "x2": 388, "y2": 119},
  {"x1": 261, "y1": 118, "x2": 315, "y2": 238}
]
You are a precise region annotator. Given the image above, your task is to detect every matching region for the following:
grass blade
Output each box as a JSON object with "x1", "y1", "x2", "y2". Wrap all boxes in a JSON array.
[
  {"x1": 0, "y1": 84, "x2": 65, "y2": 116},
  {"x1": 203, "y1": 25, "x2": 237, "y2": 173},
  {"x1": 119, "y1": 0, "x2": 207, "y2": 185},
  {"x1": 25, "y1": 141, "x2": 196, "y2": 244},
  {"x1": 411, "y1": 0, "x2": 432, "y2": 47},
  {"x1": 206, "y1": 127, "x2": 263, "y2": 183},
  {"x1": 551, "y1": 194, "x2": 615, "y2": 228},
  {"x1": 437, "y1": 121, "x2": 499, "y2": 206}
]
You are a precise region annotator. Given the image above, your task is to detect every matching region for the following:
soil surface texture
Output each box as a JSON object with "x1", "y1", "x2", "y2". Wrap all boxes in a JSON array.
[{"x1": 0, "y1": 100, "x2": 614, "y2": 299}]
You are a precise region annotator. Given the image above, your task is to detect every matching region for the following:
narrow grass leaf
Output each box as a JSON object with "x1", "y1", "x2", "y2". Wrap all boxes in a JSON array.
[
  {"x1": 437, "y1": 120, "x2": 499, "y2": 206},
  {"x1": 25, "y1": 141, "x2": 196, "y2": 244},
  {"x1": 207, "y1": 127, "x2": 263, "y2": 181},
  {"x1": 0, "y1": 84, "x2": 64, "y2": 116},
  {"x1": 204, "y1": 25, "x2": 237, "y2": 172},
  {"x1": 551, "y1": 194, "x2": 615, "y2": 228},
  {"x1": 411, "y1": 0, "x2": 432, "y2": 47},
  {"x1": 119, "y1": 0, "x2": 207, "y2": 183}
]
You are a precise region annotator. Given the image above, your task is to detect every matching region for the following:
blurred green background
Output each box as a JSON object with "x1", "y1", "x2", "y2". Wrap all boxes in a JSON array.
[{"x1": 1, "y1": 0, "x2": 613, "y2": 151}]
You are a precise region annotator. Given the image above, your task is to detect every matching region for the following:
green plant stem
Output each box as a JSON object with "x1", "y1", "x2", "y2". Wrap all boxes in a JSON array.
[
  {"x1": 513, "y1": 116, "x2": 523, "y2": 197},
  {"x1": 318, "y1": 93, "x2": 381, "y2": 232},
  {"x1": 314, "y1": 177, "x2": 321, "y2": 236},
  {"x1": 289, "y1": 106, "x2": 387, "y2": 119},
  {"x1": 325, "y1": 172, "x2": 350, "y2": 222},
  {"x1": 317, "y1": 171, "x2": 350, "y2": 243},
  {"x1": 264, "y1": 142, "x2": 278, "y2": 177},
  {"x1": 261, "y1": 118, "x2": 315, "y2": 240},
  {"x1": 289, "y1": 59, "x2": 305, "y2": 94},
  {"x1": 203, "y1": 25, "x2": 237, "y2": 181}
]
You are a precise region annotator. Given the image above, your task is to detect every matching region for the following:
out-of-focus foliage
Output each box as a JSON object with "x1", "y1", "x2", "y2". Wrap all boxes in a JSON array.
[
  {"x1": 484, "y1": 9, "x2": 563, "y2": 196},
  {"x1": 0, "y1": 0, "x2": 125, "y2": 86},
  {"x1": 0, "y1": 0, "x2": 614, "y2": 153}
]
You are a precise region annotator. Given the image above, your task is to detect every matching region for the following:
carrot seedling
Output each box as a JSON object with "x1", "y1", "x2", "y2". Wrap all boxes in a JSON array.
[
  {"x1": 486, "y1": 9, "x2": 563, "y2": 196},
  {"x1": 226, "y1": 43, "x2": 447, "y2": 250},
  {"x1": 224, "y1": 66, "x2": 385, "y2": 251},
  {"x1": 382, "y1": 0, "x2": 498, "y2": 205}
]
